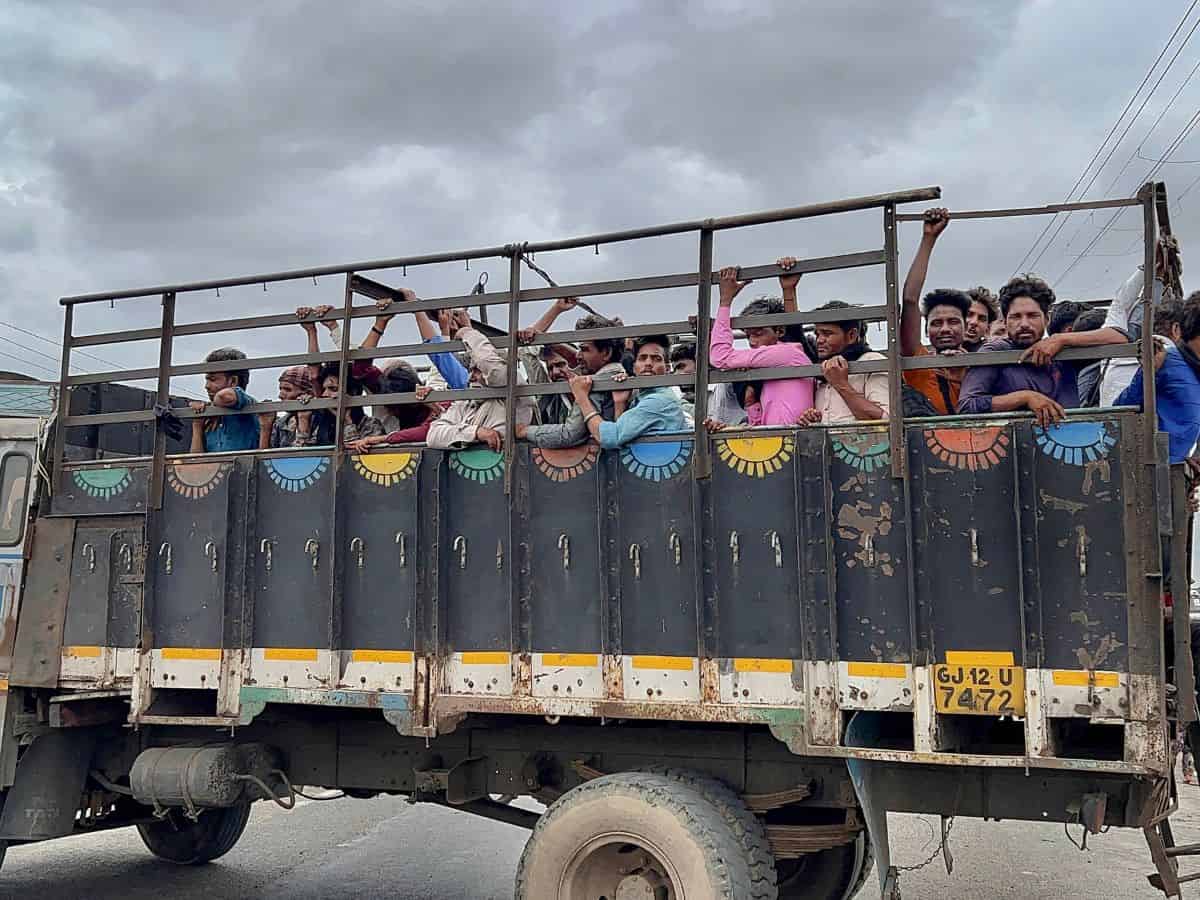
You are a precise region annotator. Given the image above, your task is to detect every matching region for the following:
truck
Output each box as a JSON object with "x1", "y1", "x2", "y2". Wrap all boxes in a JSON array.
[{"x1": 0, "y1": 182, "x2": 1192, "y2": 899}]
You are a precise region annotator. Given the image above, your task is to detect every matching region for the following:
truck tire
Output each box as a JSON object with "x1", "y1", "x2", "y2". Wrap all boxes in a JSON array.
[
  {"x1": 775, "y1": 830, "x2": 873, "y2": 900},
  {"x1": 639, "y1": 766, "x2": 777, "y2": 899},
  {"x1": 515, "y1": 772, "x2": 761, "y2": 899},
  {"x1": 136, "y1": 801, "x2": 252, "y2": 865}
]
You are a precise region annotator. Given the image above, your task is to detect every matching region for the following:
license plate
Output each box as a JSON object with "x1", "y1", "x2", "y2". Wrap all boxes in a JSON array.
[{"x1": 933, "y1": 664, "x2": 1025, "y2": 716}]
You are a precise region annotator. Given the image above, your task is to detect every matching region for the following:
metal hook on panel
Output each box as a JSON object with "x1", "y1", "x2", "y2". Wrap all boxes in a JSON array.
[
  {"x1": 82, "y1": 542, "x2": 96, "y2": 573},
  {"x1": 350, "y1": 536, "x2": 365, "y2": 569},
  {"x1": 496, "y1": 540, "x2": 504, "y2": 572},
  {"x1": 668, "y1": 532, "x2": 681, "y2": 567},
  {"x1": 304, "y1": 539, "x2": 320, "y2": 571},
  {"x1": 118, "y1": 542, "x2": 133, "y2": 573},
  {"x1": 558, "y1": 534, "x2": 570, "y2": 571},
  {"x1": 395, "y1": 532, "x2": 407, "y2": 569},
  {"x1": 969, "y1": 528, "x2": 980, "y2": 567},
  {"x1": 158, "y1": 542, "x2": 172, "y2": 575},
  {"x1": 629, "y1": 543, "x2": 641, "y2": 580},
  {"x1": 767, "y1": 531, "x2": 782, "y2": 568},
  {"x1": 729, "y1": 531, "x2": 740, "y2": 567},
  {"x1": 454, "y1": 536, "x2": 467, "y2": 570},
  {"x1": 204, "y1": 540, "x2": 219, "y2": 572},
  {"x1": 260, "y1": 539, "x2": 274, "y2": 572},
  {"x1": 864, "y1": 534, "x2": 876, "y2": 568},
  {"x1": 1077, "y1": 530, "x2": 1088, "y2": 578}
]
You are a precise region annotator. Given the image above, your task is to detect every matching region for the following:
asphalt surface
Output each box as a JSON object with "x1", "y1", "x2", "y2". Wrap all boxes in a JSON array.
[{"x1": 2, "y1": 785, "x2": 1198, "y2": 899}]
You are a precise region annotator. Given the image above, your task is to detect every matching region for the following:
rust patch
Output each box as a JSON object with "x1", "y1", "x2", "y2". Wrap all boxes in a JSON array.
[
  {"x1": 700, "y1": 658, "x2": 720, "y2": 704},
  {"x1": 603, "y1": 654, "x2": 623, "y2": 700},
  {"x1": 1082, "y1": 458, "x2": 1112, "y2": 495},
  {"x1": 1039, "y1": 490, "x2": 1086, "y2": 514},
  {"x1": 836, "y1": 500, "x2": 894, "y2": 574},
  {"x1": 1076, "y1": 632, "x2": 1125, "y2": 670},
  {"x1": 512, "y1": 652, "x2": 532, "y2": 698}
]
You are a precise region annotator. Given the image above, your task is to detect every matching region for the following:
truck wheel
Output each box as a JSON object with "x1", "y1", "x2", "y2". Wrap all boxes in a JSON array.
[
  {"x1": 515, "y1": 772, "x2": 762, "y2": 899},
  {"x1": 775, "y1": 830, "x2": 873, "y2": 900},
  {"x1": 639, "y1": 766, "x2": 777, "y2": 899},
  {"x1": 137, "y1": 801, "x2": 252, "y2": 865}
]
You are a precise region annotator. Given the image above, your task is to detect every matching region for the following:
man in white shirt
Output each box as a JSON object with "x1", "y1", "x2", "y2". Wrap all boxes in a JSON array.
[{"x1": 799, "y1": 301, "x2": 890, "y2": 425}]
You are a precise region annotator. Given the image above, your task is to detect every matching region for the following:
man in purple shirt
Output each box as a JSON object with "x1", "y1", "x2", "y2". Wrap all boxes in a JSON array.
[
  {"x1": 957, "y1": 274, "x2": 1087, "y2": 427},
  {"x1": 709, "y1": 266, "x2": 815, "y2": 425}
]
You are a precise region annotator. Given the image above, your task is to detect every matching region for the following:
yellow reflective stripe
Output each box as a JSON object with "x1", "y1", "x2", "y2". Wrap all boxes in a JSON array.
[
  {"x1": 734, "y1": 658, "x2": 792, "y2": 673},
  {"x1": 62, "y1": 645, "x2": 102, "y2": 658},
  {"x1": 631, "y1": 656, "x2": 694, "y2": 671},
  {"x1": 945, "y1": 651, "x2": 1015, "y2": 666},
  {"x1": 0, "y1": 678, "x2": 10, "y2": 692},
  {"x1": 540, "y1": 653, "x2": 599, "y2": 667},
  {"x1": 460, "y1": 652, "x2": 509, "y2": 665},
  {"x1": 263, "y1": 648, "x2": 318, "y2": 662},
  {"x1": 350, "y1": 650, "x2": 414, "y2": 664},
  {"x1": 160, "y1": 648, "x2": 220, "y2": 660},
  {"x1": 1052, "y1": 670, "x2": 1120, "y2": 688},
  {"x1": 847, "y1": 662, "x2": 907, "y2": 679}
]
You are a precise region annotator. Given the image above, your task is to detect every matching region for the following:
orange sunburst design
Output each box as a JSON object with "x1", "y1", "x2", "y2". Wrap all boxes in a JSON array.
[
  {"x1": 924, "y1": 426, "x2": 1010, "y2": 471},
  {"x1": 166, "y1": 461, "x2": 231, "y2": 499},
  {"x1": 532, "y1": 444, "x2": 600, "y2": 482}
]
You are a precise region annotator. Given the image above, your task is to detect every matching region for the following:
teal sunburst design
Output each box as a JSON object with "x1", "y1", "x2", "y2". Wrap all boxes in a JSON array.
[
  {"x1": 72, "y1": 467, "x2": 132, "y2": 500},
  {"x1": 449, "y1": 447, "x2": 504, "y2": 484},
  {"x1": 831, "y1": 435, "x2": 890, "y2": 473},
  {"x1": 620, "y1": 440, "x2": 692, "y2": 482},
  {"x1": 1033, "y1": 422, "x2": 1116, "y2": 466},
  {"x1": 264, "y1": 456, "x2": 330, "y2": 492}
]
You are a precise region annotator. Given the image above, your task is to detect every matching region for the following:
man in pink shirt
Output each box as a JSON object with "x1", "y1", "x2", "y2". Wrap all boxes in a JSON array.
[{"x1": 709, "y1": 265, "x2": 816, "y2": 425}]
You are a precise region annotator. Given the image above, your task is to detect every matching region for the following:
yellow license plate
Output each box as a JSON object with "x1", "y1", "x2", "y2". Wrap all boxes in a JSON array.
[{"x1": 933, "y1": 664, "x2": 1025, "y2": 716}]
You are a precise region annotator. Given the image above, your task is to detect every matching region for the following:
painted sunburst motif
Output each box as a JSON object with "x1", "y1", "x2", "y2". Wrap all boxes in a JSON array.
[
  {"x1": 716, "y1": 435, "x2": 795, "y2": 478},
  {"x1": 924, "y1": 426, "x2": 1010, "y2": 471},
  {"x1": 166, "y1": 460, "x2": 231, "y2": 499},
  {"x1": 264, "y1": 456, "x2": 330, "y2": 492},
  {"x1": 531, "y1": 444, "x2": 599, "y2": 482},
  {"x1": 352, "y1": 452, "x2": 419, "y2": 486},
  {"x1": 72, "y1": 466, "x2": 132, "y2": 500},
  {"x1": 450, "y1": 447, "x2": 504, "y2": 484},
  {"x1": 831, "y1": 434, "x2": 890, "y2": 473},
  {"x1": 1034, "y1": 421, "x2": 1117, "y2": 466},
  {"x1": 621, "y1": 440, "x2": 692, "y2": 482}
]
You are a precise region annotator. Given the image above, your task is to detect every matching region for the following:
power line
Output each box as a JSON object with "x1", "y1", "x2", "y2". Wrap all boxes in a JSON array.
[
  {"x1": 1011, "y1": 0, "x2": 1200, "y2": 276},
  {"x1": 1023, "y1": 8, "x2": 1200, "y2": 274},
  {"x1": 1056, "y1": 106, "x2": 1200, "y2": 285},
  {"x1": 0, "y1": 320, "x2": 128, "y2": 372},
  {"x1": 0, "y1": 348, "x2": 59, "y2": 378}
]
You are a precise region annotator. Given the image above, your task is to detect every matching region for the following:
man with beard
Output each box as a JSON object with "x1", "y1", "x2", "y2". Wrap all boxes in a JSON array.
[
  {"x1": 900, "y1": 207, "x2": 970, "y2": 414},
  {"x1": 570, "y1": 335, "x2": 686, "y2": 447},
  {"x1": 797, "y1": 301, "x2": 889, "y2": 425},
  {"x1": 516, "y1": 314, "x2": 627, "y2": 449},
  {"x1": 957, "y1": 275, "x2": 1091, "y2": 426}
]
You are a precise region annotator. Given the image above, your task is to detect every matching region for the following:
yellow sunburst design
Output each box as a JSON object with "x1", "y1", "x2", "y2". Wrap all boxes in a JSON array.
[
  {"x1": 352, "y1": 452, "x2": 419, "y2": 487},
  {"x1": 716, "y1": 435, "x2": 795, "y2": 478}
]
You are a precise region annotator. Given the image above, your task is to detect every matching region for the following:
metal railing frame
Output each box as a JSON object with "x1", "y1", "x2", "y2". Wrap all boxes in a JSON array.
[{"x1": 52, "y1": 184, "x2": 1159, "y2": 503}]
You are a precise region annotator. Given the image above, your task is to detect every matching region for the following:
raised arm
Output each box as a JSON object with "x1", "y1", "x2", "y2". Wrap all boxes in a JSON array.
[
  {"x1": 900, "y1": 208, "x2": 949, "y2": 357},
  {"x1": 457, "y1": 317, "x2": 507, "y2": 387}
]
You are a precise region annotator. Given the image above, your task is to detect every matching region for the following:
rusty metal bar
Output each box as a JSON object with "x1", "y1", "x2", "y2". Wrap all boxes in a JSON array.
[
  {"x1": 333, "y1": 274, "x2": 354, "y2": 450},
  {"x1": 503, "y1": 250, "x2": 522, "y2": 494},
  {"x1": 883, "y1": 204, "x2": 905, "y2": 478},
  {"x1": 1140, "y1": 182, "x2": 1159, "y2": 460},
  {"x1": 50, "y1": 303, "x2": 74, "y2": 495},
  {"x1": 693, "y1": 229, "x2": 715, "y2": 479},
  {"x1": 148, "y1": 292, "x2": 176, "y2": 509},
  {"x1": 60, "y1": 188, "x2": 937, "y2": 306},
  {"x1": 895, "y1": 196, "x2": 1141, "y2": 222}
]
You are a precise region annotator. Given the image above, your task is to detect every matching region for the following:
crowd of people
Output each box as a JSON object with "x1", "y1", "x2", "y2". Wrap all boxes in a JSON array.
[{"x1": 185, "y1": 208, "x2": 1200, "y2": 473}]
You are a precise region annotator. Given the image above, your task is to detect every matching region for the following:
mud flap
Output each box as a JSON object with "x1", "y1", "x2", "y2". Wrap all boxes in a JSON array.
[
  {"x1": 845, "y1": 711, "x2": 900, "y2": 900},
  {"x1": 0, "y1": 730, "x2": 96, "y2": 840}
]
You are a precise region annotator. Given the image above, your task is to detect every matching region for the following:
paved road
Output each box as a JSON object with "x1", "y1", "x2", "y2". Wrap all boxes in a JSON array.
[{"x1": 3, "y1": 786, "x2": 1198, "y2": 899}]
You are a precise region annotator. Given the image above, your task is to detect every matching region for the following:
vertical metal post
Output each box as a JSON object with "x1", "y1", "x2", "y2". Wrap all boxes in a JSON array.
[
  {"x1": 1139, "y1": 182, "x2": 1159, "y2": 460},
  {"x1": 148, "y1": 292, "x2": 176, "y2": 510},
  {"x1": 334, "y1": 273, "x2": 355, "y2": 450},
  {"x1": 503, "y1": 248, "x2": 522, "y2": 494},
  {"x1": 50, "y1": 303, "x2": 74, "y2": 496},
  {"x1": 693, "y1": 229, "x2": 715, "y2": 480},
  {"x1": 883, "y1": 204, "x2": 906, "y2": 478}
]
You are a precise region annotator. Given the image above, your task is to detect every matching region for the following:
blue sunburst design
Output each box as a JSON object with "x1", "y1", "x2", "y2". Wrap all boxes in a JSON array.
[
  {"x1": 264, "y1": 456, "x2": 330, "y2": 492},
  {"x1": 620, "y1": 440, "x2": 692, "y2": 482},
  {"x1": 831, "y1": 435, "x2": 891, "y2": 473},
  {"x1": 1033, "y1": 421, "x2": 1116, "y2": 466}
]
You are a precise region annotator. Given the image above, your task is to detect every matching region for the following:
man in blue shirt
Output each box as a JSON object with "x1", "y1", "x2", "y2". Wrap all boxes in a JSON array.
[
  {"x1": 1117, "y1": 298, "x2": 1200, "y2": 464},
  {"x1": 568, "y1": 335, "x2": 686, "y2": 447},
  {"x1": 188, "y1": 348, "x2": 264, "y2": 453}
]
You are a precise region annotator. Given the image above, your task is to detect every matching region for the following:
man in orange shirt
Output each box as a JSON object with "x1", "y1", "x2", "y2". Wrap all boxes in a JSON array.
[{"x1": 900, "y1": 207, "x2": 969, "y2": 415}]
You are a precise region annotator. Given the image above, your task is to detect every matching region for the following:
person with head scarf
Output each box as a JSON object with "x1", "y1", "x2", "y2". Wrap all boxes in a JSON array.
[{"x1": 264, "y1": 365, "x2": 327, "y2": 448}]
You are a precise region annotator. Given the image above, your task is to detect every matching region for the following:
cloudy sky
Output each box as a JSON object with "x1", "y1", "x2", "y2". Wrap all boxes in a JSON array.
[{"x1": 2, "y1": 0, "x2": 1199, "y2": 394}]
